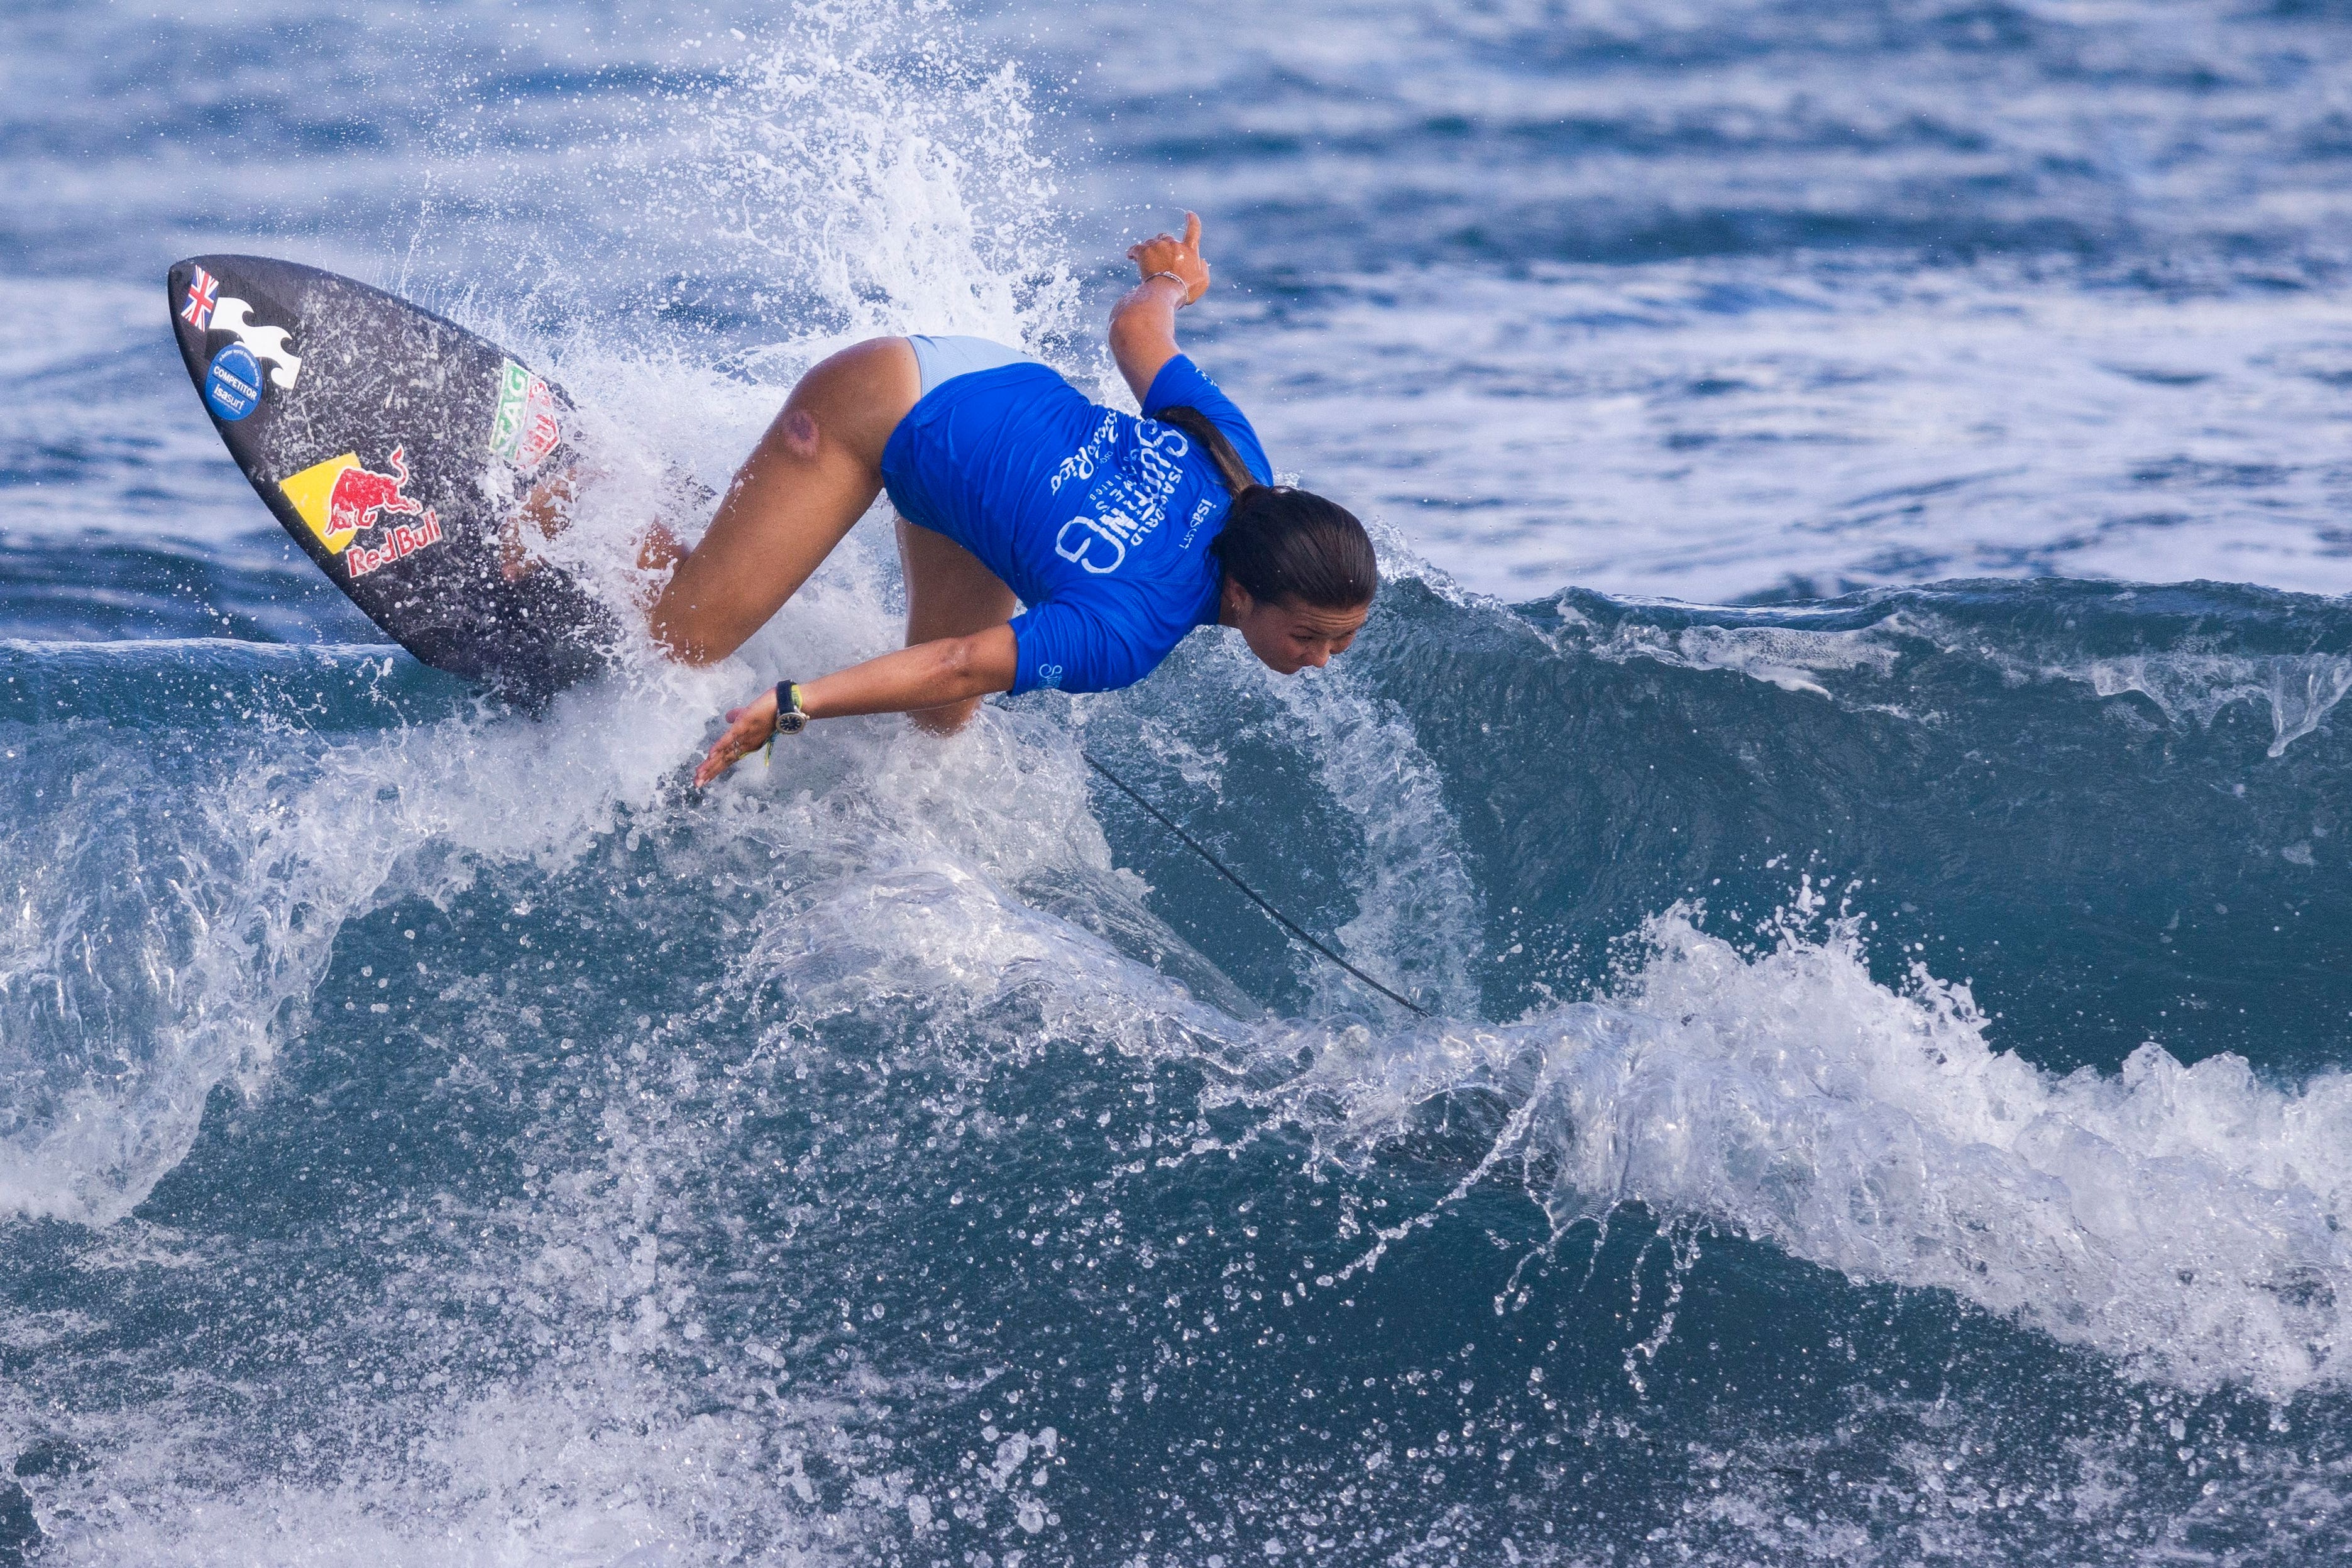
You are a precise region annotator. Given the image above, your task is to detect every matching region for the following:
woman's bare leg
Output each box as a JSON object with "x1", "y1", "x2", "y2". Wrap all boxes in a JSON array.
[
  {"x1": 896, "y1": 518, "x2": 1021, "y2": 733},
  {"x1": 648, "y1": 337, "x2": 922, "y2": 665}
]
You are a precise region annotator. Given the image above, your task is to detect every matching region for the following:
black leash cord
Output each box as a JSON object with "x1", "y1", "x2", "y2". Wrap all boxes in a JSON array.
[{"x1": 1082, "y1": 751, "x2": 1431, "y2": 1019}]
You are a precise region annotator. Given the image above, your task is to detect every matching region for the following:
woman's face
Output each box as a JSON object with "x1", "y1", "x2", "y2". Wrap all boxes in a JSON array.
[{"x1": 1224, "y1": 584, "x2": 1371, "y2": 674}]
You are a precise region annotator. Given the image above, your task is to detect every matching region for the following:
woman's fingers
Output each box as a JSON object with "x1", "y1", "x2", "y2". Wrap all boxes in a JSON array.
[
  {"x1": 1147, "y1": 217, "x2": 1201, "y2": 265},
  {"x1": 693, "y1": 689, "x2": 779, "y2": 787},
  {"x1": 696, "y1": 723, "x2": 757, "y2": 787},
  {"x1": 692, "y1": 728, "x2": 744, "y2": 788},
  {"x1": 1121, "y1": 214, "x2": 1211, "y2": 303},
  {"x1": 1127, "y1": 215, "x2": 1203, "y2": 275}
]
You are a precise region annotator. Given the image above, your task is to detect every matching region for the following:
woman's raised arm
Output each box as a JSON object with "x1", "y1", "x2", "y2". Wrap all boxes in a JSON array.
[{"x1": 1109, "y1": 211, "x2": 1211, "y2": 403}]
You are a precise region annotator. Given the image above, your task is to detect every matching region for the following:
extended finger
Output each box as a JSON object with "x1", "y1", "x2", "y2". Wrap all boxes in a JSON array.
[{"x1": 1181, "y1": 211, "x2": 1201, "y2": 250}]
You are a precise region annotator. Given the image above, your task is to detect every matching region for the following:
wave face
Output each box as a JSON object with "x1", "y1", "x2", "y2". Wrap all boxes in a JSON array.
[
  {"x1": 8, "y1": 0, "x2": 2352, "y2": 1563},
  {"x1": 4, "y1": 581, "x2": 2348, "y2": 1562}
]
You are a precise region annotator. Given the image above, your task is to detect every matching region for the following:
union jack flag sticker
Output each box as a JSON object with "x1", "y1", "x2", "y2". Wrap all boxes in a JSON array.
[{"x1": 180, "y1": 266, "x2": 219, "y2": 332}]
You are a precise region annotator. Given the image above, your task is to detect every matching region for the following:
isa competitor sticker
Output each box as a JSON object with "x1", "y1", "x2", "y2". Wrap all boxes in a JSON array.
[{"x1": 204, "y1": 344, "x2": 265, "y2": 422}]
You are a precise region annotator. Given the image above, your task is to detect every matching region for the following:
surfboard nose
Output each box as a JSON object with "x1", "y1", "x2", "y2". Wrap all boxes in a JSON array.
[{"x1": 167, "y1": 254, "x2": 617, "y2": 705}]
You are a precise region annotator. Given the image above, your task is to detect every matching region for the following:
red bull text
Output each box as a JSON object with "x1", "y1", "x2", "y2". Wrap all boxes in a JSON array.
[{"x1": 343, "y1": 513, "x2": 444, "y2": 578}]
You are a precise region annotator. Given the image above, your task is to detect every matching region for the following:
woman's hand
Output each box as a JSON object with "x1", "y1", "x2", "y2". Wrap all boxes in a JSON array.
[
  {"x1": 693, "y1": 685, "x2": 779, "y2": 788},
  {"x1": 1126, "y1": 211, "x2": 1209, "y2": 305},
  {"x1": 1112, "y1": 211, "x2": 1209, "y2": 400}
]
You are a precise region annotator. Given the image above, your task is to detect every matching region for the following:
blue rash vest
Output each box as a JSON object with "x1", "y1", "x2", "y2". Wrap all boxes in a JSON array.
[{"x1": 879, "y1": 354, "x2": 1274, "y2": 696}]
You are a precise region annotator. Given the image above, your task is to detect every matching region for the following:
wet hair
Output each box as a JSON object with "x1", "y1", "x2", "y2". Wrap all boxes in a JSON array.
[{"x1": 1154, "y1": 406, "x2": 1377, "y2": 611}]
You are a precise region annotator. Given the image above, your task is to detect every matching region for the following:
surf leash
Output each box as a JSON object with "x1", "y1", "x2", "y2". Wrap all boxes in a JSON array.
[{"x1": 1081, "y1": 751, "x2": 1431, "y2": 1019}]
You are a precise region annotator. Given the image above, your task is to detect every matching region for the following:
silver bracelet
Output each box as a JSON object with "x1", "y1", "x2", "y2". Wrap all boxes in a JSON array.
[{"x1": 1144, "y1": 270, "x2": 1194, "y2": 306}]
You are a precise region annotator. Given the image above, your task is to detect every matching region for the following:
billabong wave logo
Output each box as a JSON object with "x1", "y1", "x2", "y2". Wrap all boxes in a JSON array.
[
  {"x1": 211, "y1": 297, "x2": 302, "y2": 390},
  {"x1": 277, "y1": 446, "x2": 444, "y2": 579},
  {"x1": 489, "y1": 359, "x2": 561, "y2": 469}
]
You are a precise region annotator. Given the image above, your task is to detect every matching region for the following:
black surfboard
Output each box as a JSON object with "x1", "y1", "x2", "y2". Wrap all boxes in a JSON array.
[{"x1": 168, "y1": 255, "x2": 616, "y2": 703}]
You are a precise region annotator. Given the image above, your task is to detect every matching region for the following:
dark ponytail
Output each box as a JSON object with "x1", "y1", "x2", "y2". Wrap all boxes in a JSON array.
[{"x1": 1155, "y1": 406, "x2": 1377, "y2": 611}]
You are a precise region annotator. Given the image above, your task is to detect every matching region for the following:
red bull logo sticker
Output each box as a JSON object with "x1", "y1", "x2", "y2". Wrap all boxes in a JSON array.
[
  {"x1": 277, "y1": 446, "x2": 444, "y2": 578},
  {"x1": 489, "y1": 359, "x2": 561, "y2": 470}
]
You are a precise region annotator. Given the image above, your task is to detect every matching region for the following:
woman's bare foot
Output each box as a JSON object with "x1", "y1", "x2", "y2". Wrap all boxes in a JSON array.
[{"x1": 500, "y1": 468, "x2": 688, "y2": 589}]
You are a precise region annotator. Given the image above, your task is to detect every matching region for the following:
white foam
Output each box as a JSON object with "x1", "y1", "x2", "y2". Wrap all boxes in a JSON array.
[
  {"x1": 1282, "y1": 904, "x2": 2352, "y2": 1399},
  {"x1": 1578, "y1": 617, "x2": 1903, "y2": 697},
  {"x1": 1270, "y1": 666, "x2": 1484, "y2": 1016},
  {"x1": 28, "y1": 1379, "x2": 859, "y2": 1565},
  {"x1": 634, "y1": 2, "x2": 1079, "y2": 358},
  {"x1": 2089, "y1": 652, "x2": 2352, "y2": 758},
  {"x1": 0, "y1": 651, "x2": 739, "y2": 1225}
]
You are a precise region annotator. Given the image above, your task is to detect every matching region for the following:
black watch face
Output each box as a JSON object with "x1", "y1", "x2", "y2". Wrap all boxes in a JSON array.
[{"x1": 776, "y1": 711, "x2": 808, "y2": 735}]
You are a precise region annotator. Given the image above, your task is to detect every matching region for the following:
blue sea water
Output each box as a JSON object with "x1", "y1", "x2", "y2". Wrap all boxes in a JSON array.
[{"x1": 5, "y1": 0, "x2": 2352, "y2": 1562}]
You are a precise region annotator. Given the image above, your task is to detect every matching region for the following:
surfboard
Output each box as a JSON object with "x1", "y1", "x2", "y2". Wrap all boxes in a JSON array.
[{"x1": 168, "y1": 255, "x2": 617, "y2": 703}]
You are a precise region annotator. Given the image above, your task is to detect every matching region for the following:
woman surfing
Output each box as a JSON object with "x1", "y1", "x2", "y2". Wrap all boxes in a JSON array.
[{"x1": 652, "y1": 214, "x2": 1380, "y2": 787}]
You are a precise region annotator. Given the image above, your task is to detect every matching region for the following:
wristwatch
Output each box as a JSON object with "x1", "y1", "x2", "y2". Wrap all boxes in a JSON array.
[{"x1": 772, "y1": 681, "x2": 810, "y2": 736}]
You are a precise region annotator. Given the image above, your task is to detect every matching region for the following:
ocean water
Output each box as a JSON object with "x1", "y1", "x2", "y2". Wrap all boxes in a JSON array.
[{"x1": 4, "y1": 1, "x2": 2352, "y2": 1563}]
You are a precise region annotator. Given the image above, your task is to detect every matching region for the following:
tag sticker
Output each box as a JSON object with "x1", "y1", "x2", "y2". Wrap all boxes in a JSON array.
[{"x1": 490, "y1": 359, "x2": 562, "y2": 470}]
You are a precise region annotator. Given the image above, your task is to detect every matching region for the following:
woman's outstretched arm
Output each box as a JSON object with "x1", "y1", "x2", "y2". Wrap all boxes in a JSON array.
[
  {"x1": 1110, "y1": 211, "x2": 1212, "y2": 404},
  {"x1": 692, "y1": 625, "x2": 1018, "y2": 786}
]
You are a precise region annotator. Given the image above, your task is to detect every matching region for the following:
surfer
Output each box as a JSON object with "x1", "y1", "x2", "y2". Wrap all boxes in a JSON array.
[{"x1": 664, "y1": 214, "x2": 1379, "y2": 787}]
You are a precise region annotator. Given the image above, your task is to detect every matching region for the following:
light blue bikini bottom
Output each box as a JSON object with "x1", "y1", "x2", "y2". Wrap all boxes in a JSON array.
[{"x1": 906, "y1": 334, "x2": 1036, "y2": 398}]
